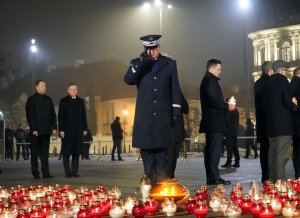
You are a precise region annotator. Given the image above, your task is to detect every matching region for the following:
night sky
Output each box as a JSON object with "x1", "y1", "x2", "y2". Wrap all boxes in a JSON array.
[{"x1": 0, "y1": 0, "x2": 299, "y2": 92}]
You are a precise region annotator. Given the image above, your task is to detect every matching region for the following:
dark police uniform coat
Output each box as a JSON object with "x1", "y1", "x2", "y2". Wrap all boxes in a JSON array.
[
  {"x1": 58, "y1": 96, "x2": 88, "y2": 156},
  {"x1": 124, "y1": 54, "x2": 181, "y2": 149}
]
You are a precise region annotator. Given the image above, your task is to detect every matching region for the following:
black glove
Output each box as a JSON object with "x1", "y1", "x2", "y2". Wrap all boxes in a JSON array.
[
  {"x1": 140, "y1": 51, "x2": 151, "y2": 66},
  {"x1": 172, "y1": 115, "x2": 179, "y2": 127}
]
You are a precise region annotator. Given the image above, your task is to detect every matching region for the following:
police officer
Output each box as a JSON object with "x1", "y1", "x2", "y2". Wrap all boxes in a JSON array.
[{"x1": 124, "y1": 35, "x2": 182, "y2": 185}]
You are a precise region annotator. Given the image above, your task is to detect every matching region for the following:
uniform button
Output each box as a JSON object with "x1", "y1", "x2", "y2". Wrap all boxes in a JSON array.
[
  {"x1": 154, "y1": 76, "x2": 157, "y2": 80},
  {"x1": 154, "y1": 88, "x2": 157, "y2": 92},
  {"x1": 154, "y1": 113, "x2": 156, "y2": 116},
  {"x1": 154, "y1": 100, "x2": 157, "y2": 103}
]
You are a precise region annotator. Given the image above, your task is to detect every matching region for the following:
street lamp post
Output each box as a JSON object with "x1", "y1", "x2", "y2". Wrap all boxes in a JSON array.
[
  {"x1": 30, "y1": 39, "x2": 38, "y2": 94},
  {"x1": 143, "y1": 0, "x2": 173, "y2": 35},
  {"x1": 239, "y1": 0, "x2": 250, "y2": 119},
  {"x1": 123, "y1": 109, "x2": 129, "y2": 152}
]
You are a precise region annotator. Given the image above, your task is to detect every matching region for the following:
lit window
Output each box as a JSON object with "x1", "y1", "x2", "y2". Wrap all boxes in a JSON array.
[{"x1": 281, "y1": 41, "x2": 291, "y2": 62}]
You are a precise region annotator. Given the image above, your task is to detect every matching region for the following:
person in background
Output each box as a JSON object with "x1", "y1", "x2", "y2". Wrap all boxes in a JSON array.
[
  {"x1": 14, "y1": 124, "x2": 26, "y2": 161},
  {"x1": 5, "y1": 122, "x2": 14, "y2": 161},
  {"x1": 82, "y1": 128, "x2": 93, "y2": 160},
  {"x1": 111, "y1": 116, "x2": 124, "y2": 161},
  {"x1": 244, "y1": 119, "x2": 258, "y2": 159},
  {"x1": 221, "y1": 98, "x2": 240, "y2": 168}
]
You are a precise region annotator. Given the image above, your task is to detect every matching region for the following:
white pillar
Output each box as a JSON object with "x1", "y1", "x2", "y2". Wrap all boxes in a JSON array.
[
  {"x1": 274, "y1": 39, "x2": 278, "y2": 60},
  {"x1": 265, "y1": 39, "x2": 269, "y2": 61},
  {"x1": 292, "y1": 35, "x2": 296, "y2": 61},
  {"x1": 253, "y1": 41, "x2": 258, "y2": 66}
]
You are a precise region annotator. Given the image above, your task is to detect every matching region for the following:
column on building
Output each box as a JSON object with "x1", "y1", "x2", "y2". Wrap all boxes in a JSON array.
[
  {"x1": 253, "y1": 40, "x2": 258, "y2": 66},
  {"x1": 291, "y1": 32, "x2": 296, "y2": 61},
  {"x1": 264, "y1": 36, "x2": 271, "y2": 61}
]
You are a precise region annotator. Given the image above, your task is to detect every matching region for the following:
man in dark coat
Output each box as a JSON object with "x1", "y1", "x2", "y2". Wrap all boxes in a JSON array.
[
  {"x1": 290, "y1": 66, "x2": 300, "y2": 179},
  {"x1": 244, "y1": 119, "x2": 258, "y2": 158},
  {"x1": 111, "y1": 116, "x2": 124, "y2": 161},
  {"x1": 24, "y1": 127, "x2": 31, "y2": 161},
  {"x1": 5, "y1": 123, "x2": 14, "y2": 161},
  {"x1": 254, "y1": 61, "x2": 273, "y2": 182},
  {"x1": 263, "y1": 60, "x2": 296, "y2": 181},
  {"x1": 168, "y1": 93, "x2": 189, "y2": 178},
  {"x1": 58, "y1": 83, "x2": 88, "y2": 177},
  {"x1": 14, "y1": 124, "x2": 26, "y2": 161},
  {"x1": 221, "y1": 98, "x2": 240, "y2": 168},
  {"x1": 26, "y1": 80, "x2": 57, "y2": 179},
  {"x1": 124, "y1": 34, "x2": 181, "y2": 185},
  {"x1": 199, "y1": 59, "x2": 236, "y2": 185}
]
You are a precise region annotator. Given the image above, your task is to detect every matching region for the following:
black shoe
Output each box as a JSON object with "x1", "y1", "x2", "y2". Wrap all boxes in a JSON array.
[
  {"x1": 33, "y1": 175, "x2": 41, "y2": 179},
  {"x1": 254, "y1": 154, "x2": 258, "y2": 159},
  {"x1": 66, "y1": 174, "x2": 72, "y2": 178},
  {"x1": 43, "y1": 175, "x2": 54, "y2": 179},
  {"x1": 218, "y1": 178, "x2": 231, "y2": 185},
  {"x1": 111, "y1": 158, "x2": 116, "y2": 161},
  {"x1": 72, "y1": 174, "x2": 81, "y2": 177},
  {"x1": 118, "y1": 158, "x2": 124, "y2": 161},
  {"x1": 243, "y1": 156, "x2": 249, "y2": 159},
  {"x1": 232, "y1": 162, "x2": 240, "y2": 168},
  {"x1": 221, "y1": 163, "x2": 232, "y2": 168}
]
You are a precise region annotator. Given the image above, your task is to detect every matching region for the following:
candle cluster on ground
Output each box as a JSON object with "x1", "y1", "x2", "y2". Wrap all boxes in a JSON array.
[
  {"x1": 186, "y1": 179, "x2": 300, "y2": 218},
  {"x1": 1, "y1": 178, "x2": 300, "y2": 217}
]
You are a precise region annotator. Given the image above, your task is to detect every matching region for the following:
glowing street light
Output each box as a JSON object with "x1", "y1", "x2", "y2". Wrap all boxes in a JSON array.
[
  {"x1": 143, "y1": 2, "x2": 151, "y2": 10},
  {"x1": 238, "y1": 0, "x2": 251, "y2": 119},
  {"x1": 142, "y1": 0, "x2": 172, "y2": 35},
  {"x1": 30, "y1": 38, "x2": 38, "y2": 93},
  {"x1": 239, "y1": 0, "x2": 250, "y2": 9}
]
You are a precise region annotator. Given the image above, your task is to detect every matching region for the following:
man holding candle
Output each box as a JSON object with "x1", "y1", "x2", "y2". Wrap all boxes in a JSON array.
[
  {"x1": 124, "y1": 34, "x2": 182, "y2": 185},
  {"x1": 199, "y1": 59, "x2": 236, "y2": 185}
]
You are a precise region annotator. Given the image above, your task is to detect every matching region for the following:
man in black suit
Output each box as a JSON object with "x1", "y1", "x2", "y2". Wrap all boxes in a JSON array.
[
  {"x1": 199, "y1": 59, "x2": 236, "y2": 185},
  {"x1": 254, "y1": 61, "x2": 273, "y2": 182},
  {"x1": 58, "y1": 83, "x2": 88, "y2": 177},
  {"x1": 14, "y1": 124, "x2": 26, "y2": 161},
  {"x1": 263, "y1": 60, "x2": 296, "y2": 181},
  {"x1": 111, "y1": 116, "x2": 124, "y2": 161},
  {"x1": 124, "y1": 34, "x2": 182, "y2": 185},
  {"x1": 26, "y1": 80, "x2": 57, "y2": 179},
  {"x1": 5, "y1": 123, "x2": 14, "y2": 161},
  {"x1": 290, "y1": 66, "x2": 300, "y2": 179}
]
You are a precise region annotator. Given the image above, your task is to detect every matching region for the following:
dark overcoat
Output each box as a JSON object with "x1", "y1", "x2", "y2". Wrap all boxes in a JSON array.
[
  {"x1": 26, "y1": 93, "x2": 57, "y2": 135},
  {"x1": 111, "y1": 120, "x2": 123, "y2": 140},
  {"x1": 290, "y1": 76, "x2": 300, "y2": 137},
  {"x1": 173, "y1": 94, "x2": 189, "y2": 143},
  {"x1": 262, "y1": 73, "x2": 295, "y2": 137},
  {"x1": 199, "y1": 72, "x2": 228, "y2": 134},
  {"x1": 254, "y1": 73, "x2": 270, "y2": 142},
  {"x1": 58, "y1": 96, "x2": 88, "y2": 155},
  {"x1": 124, "y1": 54, "x2": 182, "y2": 149}
]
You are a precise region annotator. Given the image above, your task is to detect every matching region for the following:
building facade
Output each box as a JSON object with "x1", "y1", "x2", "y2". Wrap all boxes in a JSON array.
[{"x1": 248, "y1": 24, "x2": 300, "y2": 81}]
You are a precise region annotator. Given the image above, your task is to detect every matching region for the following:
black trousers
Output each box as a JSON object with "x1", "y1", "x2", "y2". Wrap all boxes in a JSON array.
[
  {"x1": 16, "y1": 140, "x2": 25, "y2": 160},
  {"x1": 293, "y1": 136, "x2": 300, "y2": 179},
  {"x1": 225, "y1": 135, "x2": 240, "y2": 164},
  {"x1": 167, "y1": 141, "x2": 182, "y2": 178},
  {"x1": 82, "y1": 143, "x2": 91, "y2": 159},
  {"x1": 24, "y1": 144, "x2": 30, "y2": 160},
  {"x1": 63, "y1": 154, "x2": 79, "y2": 176},
  {"x1": 245, "y1": 139, "x2": 258, "y2": 157},
  {"x1": 140, "y1": 148, "x2": 169, "y2": 186},
  {"x1": 5, "y1": 141, "x2": 13, "y2": 160},
  {"x1": 260, "y1": 135, "x2": 270, "y2": 182},
  {"x1": 112, "y1": 139, "x2": 122, "y2": 160},
  {"x1": 204, "y1": 133, "x2": 223, "y2": 183},
  {"x1": 30, "y1": 135, "x2": 51, "y2": 177}
]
